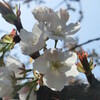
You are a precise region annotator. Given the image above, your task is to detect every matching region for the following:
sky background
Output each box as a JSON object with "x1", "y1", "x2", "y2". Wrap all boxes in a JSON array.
[{"x1": 0, "y1": 0, "x2": 100, "y2": 81}]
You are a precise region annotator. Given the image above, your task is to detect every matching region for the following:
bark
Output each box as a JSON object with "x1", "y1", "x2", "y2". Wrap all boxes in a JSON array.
[{"x1": 37, "y1": 83, "x2": 100, "y2": 100}]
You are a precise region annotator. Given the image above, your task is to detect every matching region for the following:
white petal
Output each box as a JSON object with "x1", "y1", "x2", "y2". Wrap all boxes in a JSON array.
[
  {"x1": 32, "y1": 22, "x2": 43, "y2": 38},
  {"x1": 0, "y1": 67, "x2": 14, "y2": 97},
  {"x1": 59, "y1": 8, "x2": 69, "y2": 23},
  {"x1": 20, "y1": 42, "x2": 30, "y2": 55},
  {"x1": 34, "y1": 56, "x2": 49, "y2": 74},
  {"x1": 65, "y1": 22, "x2": 80, "y2": 35},
  {"x1": 6, "y1": 56, "x2": 23, "y2": 77},
  {"x1": 44, "y1": 48, "x2": 65, "y2": 61},
  {"x1": 65, "y1": 52, "x2": 77, "y2": 66},
  {"x1": 65, "y1": 64, "x2": 79, "y2": 77},
  {"x1": 32, "y1": 6, "x2": 52, "y2": 22},
  {"x1": 20, "y1": 29, "x2": 34, "y2": 43},
  {"x1": 43, "y1": 70, "x2": 66, "y2": 91},
  {"x1": 33, "y1": 22, "x2": 48, "y2": 40},
  {"x1": 20, "y1": 40, "x2": 45, "y2": 55},
  {"x1": 0, "y1": 67, "x2": 13, "y2": 79},
  {"x1": 0, "y1": 79, "x2": 13, "y2": 97}
]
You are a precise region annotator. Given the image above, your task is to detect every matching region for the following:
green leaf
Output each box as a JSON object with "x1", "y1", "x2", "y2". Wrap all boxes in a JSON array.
[
  {"x1": 90, "y1": 65, "x2": 94, "y2": 70},
  {"x1": 77, "y1": 62, "x2": 85, "y2": 73},
  {"x1": 1, "y1": 34, "x2": 13, "y2": 43},
  {"x1": 0, "y1": 40, "x2": 7, "y2": 46},
  {"x1": 3, "y1": 14, "x2": 17, "y2": 24}
]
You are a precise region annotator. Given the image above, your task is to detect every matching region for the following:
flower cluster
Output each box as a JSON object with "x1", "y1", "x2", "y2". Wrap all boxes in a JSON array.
[
  {"x1": 32, "y1": 7, "x2": 80, "y2": 42},
  {"x1": 0, "y1": 3, "x2": 80, "y2": 100}
]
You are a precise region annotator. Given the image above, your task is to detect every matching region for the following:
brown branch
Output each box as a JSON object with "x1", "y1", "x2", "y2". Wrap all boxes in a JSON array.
[
  {"x1": 37, "y1": 81, "x2": 100, "y2": 100},
  {"x1": 14, "y1": 19, "x2": 23, "y2": 33},
  {"x1": 1, "y1": 80, "x2": 100, "y2": 100}
]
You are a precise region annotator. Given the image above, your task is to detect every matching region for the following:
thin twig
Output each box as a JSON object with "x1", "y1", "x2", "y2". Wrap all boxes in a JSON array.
[{"x1": 66, "y1": 37, "x2": 100, "y2": 52}]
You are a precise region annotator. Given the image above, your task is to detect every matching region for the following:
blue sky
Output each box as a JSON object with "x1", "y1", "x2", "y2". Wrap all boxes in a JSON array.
[{"x1": 0, "y1": 0, "x2": 100, "y2": 80}]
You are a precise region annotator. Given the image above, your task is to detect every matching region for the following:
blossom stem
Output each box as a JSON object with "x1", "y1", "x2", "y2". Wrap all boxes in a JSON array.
[
  {"x1": 14, "y1": 19, "x2": 23, "y2": 33},
  {"x1": 55, "y1": 40, "x2": 58, "y2": 48},
  {"x1": 30, "y1": 51, "x2": 40, "y2": 59},
  {"x1": 16, "y1": 77, "x2": 34, "y2": 80}
]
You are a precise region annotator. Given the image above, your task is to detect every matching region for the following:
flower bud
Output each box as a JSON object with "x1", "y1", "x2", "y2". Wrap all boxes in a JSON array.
[{"x1": 0, "y1": 1, "x2": 17, "y2": 24}]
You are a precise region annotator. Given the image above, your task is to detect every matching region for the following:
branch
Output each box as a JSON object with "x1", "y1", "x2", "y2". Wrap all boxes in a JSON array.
[
  {"x1": 66, "y1": 37, "x2": 100, "y2": 52},
  {"x1": 37, "y1": 82, "x2": 100, "y2": 100},
  {"x1": 36, "y1": 66, "x2": 100, "y2": 100}
]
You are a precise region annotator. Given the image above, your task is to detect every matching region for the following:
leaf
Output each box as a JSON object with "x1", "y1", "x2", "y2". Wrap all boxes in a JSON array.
[
  {"x1": 89, "y1": 58, "x2": 93, "y2": 66},
  {"x1": 89, "y1": 58, "x2": 95, "y2": 70},
  {"x1": 0, "y1": 41, "x2": 7, "y2": 50},
  {"x1": 3, "y1": 14, "x2": 17, "y2": 24},
  {"x1": 90, "y1": 65, "x2": 95, "y2": 70},
  {"x1": 76, "y1": 62, "x2": 85, "y2": 73},
  {"x1": 1, "y1": 34, "x2": 13, "y2": 43}
]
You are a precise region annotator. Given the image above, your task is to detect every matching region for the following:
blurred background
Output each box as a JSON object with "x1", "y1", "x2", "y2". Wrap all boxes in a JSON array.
[{"x1": 0, "y1": 0, "x2": 100, "y2": 82}]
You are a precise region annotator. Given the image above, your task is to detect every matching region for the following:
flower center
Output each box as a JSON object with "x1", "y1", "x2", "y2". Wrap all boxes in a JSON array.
[
  {"x1": 50, "y1": 60, "x2": 63, "y2": 71},
  {"x1": 53, "y1": 25, "x2": 63, "y2": 36}
]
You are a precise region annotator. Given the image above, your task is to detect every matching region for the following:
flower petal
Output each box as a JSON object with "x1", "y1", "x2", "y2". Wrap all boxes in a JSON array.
[
  {"x1": 65, "y1": 22, "x2": 80, "y2": 35},
  {"x1": 32, "y1": 6, "x2": 52, "y2": 22},
  {"x1": 43, "y1": 70, "x2": 66, "y2": 91},
  {"x1": 65, "y1": 52, "x2": 77, "y2": 66},
  {"x1": 0, "y1": 67, "x2": 14, "y2": 97},
  {"x1": 6, "y1": 56, "x2": 23, "y2": 77},
  {"x1": 34, "y1": 56, "x2": 49, "y2": 74},
  {"x1": 65, "y1": 64, "x2": 79, "y2": 77}
]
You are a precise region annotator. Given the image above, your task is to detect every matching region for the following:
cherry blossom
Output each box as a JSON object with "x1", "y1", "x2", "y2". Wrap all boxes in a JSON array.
[
  {"x1": 34, "y1": 49, "x2": 79, "y2": 90},
  {"x1": 32, "y1": 7, "x2": 80, "y2": 43},
  {"x1": 19, "y1": 22, "x2": 47, "y2": 55}
]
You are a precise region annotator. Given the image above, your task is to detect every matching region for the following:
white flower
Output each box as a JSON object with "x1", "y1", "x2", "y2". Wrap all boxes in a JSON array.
[
  {"x1": 18, "y1": 86, "x2": 37, "y2": 100},
  {"x1": 32, "y1": 7, "x2": 80, "y2": 43},
  {"x1": 34, "y1": 49, "x2": 79, "y2": 91},
  {"x1": 0, "y1": 67, "x2": 14, "y2": 97},
  {"x1": 6, "y1": 56, "x2": 23, "y2": 78},
  {"x1": 19, "y1": 22, "x2": 47, "y2": 55}
]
